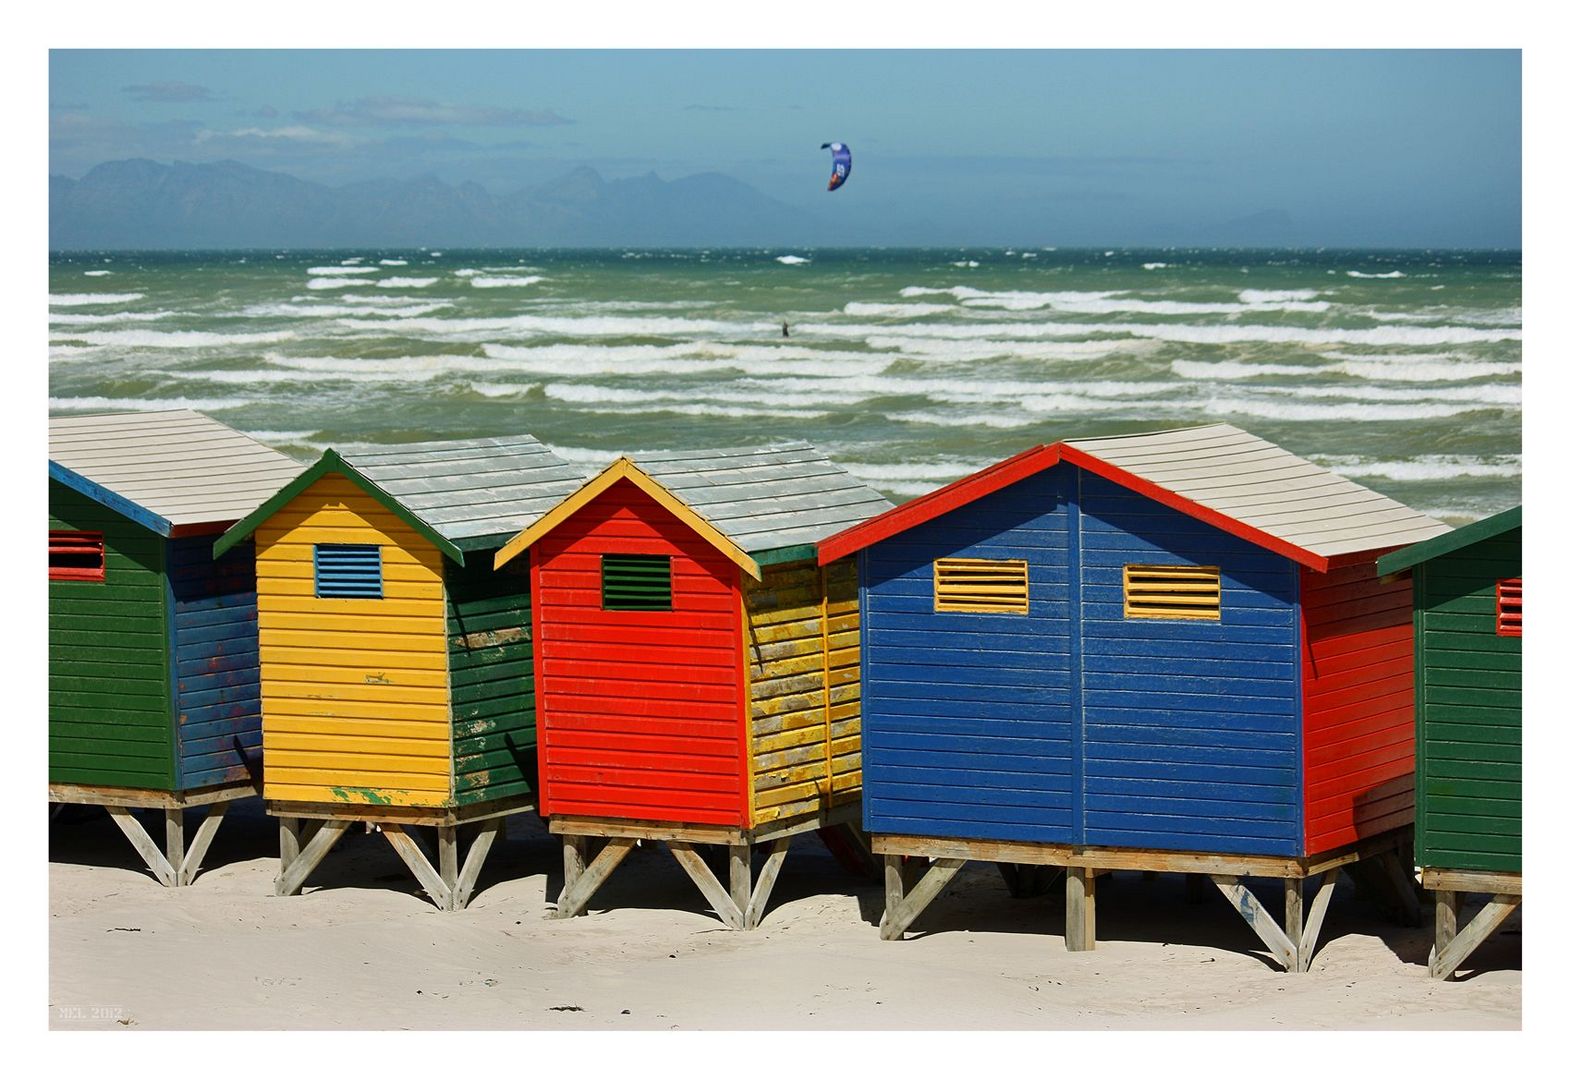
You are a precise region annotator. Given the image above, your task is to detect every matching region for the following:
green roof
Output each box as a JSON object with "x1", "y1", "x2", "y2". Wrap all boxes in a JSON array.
[{"x1": 1377, "y1": 505, "x2": 1521, "y2": 576}]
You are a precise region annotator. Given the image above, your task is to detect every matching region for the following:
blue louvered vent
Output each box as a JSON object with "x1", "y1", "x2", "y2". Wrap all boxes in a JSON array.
[{"x1": 314, "y1": 543, "x2": 383, "y2": 599}]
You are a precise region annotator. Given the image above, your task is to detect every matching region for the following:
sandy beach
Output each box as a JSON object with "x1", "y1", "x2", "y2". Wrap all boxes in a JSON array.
[{"x1": 48, "y1": 801, "x2": 1520, "y2": 1030}]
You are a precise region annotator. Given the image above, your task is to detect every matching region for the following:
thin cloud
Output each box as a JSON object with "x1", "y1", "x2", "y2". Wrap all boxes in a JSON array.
[
  {"x1": 122, "y1": 81, "x2": 215, "y2": 103},
  {"x1": 296, "y1": 96, "x2": 573, "y2": 128},
  {"x1": 198, "y1": 125, "x2": 362, "y2": 148},
  {"x1": 684, "y1": 104, "x2": 737, "y2": 112}
]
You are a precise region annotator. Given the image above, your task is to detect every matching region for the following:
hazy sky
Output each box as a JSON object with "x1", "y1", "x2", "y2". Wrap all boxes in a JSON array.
[{"x1": 49, "y1": 49, "x2": 1521, "y2": 246}]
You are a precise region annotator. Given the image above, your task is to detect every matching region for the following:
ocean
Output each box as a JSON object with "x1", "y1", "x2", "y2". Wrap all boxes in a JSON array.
[{"x1": 48, "y1": 248, "x2": 1522, "y2": 523}]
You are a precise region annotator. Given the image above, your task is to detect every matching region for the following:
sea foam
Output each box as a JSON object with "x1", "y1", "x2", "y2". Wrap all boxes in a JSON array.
[{"x1": 50, "y1": 292, "x2": 146, "y2": 306}]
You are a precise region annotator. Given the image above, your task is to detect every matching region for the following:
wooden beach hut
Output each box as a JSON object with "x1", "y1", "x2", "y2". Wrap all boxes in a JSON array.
[
  {"x1": 49, "y1": 409, "x2": 302, "y2": 886},
  {"x1": 817, "y1": 423, "x2": 1452, "y2": 971},
  {"x1": 1377, "y1": 505, "x2": 1521, "y2": 979},
  {"x1": 491, "y1": 443, "x2": 892, "y2": 929},
  {"x1": 214, "y1": 434, "x2": 585, "y2": 909}
]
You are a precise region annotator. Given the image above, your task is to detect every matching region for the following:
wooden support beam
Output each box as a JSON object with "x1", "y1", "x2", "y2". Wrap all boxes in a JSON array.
[
  {"x1": 274, "y1": 819, "x2": 349, "y2": 897},
  {"x1": 1422, "y1": 867, "x2": 1522, "y2": 895},
  {"x1": 382, "y1": 824, "x2": 453, "y2": 910},
  {"x1": 106, "y1": 807, "x2": 177, "y2": 887},
  {"x1": 745, "y1": 838, "x2": 792, "y2": 929},
  {"x1": 1430, "y1": 893, "x2": 1520, "y2": 980},
  {"x1": 1297, "y1": 868, "x2": 1340, "y2": 973},
  {"x1": 437, "y1": 826, "x2": 459, "y2": 912},
  {"x1": 164, "y1": 809, "x2": 185, "y2": 884},
  {"x1": 1431, "y1": 889, "x2": 1457, "y2": 975},
  {"x1": 729, "y1": 844, "x2": 751, "y2": 924},
  {"x1": 1283, "y1": 877, "x2": 1304, "y2": 965},
  {"x1": 668, "y1": 841, "x2": 746, "y2": 929},
  {"x1": 178, "y1": 803, "x2": 228, "y2": 886},
  {"x1": 279, "y1": 817, "x2": 302, "y2": 878},
  {"x1": 1210, "y1": 874, "x2": 1295, "y2": 971},
  {"x1": 881, "y1": 857, "x2": 965, "y2": 941},
  {"x1": 554, "y1": 837, "x2": 636, "y2": 919},
  {"x1": 1066, "y1": 866, "x2": 1097, "y2": 952},
  {"x1": 453, "y1": 818, "x2": 501, "y2": 910},
  {"x1": 883, "y1": 854, "x2": 907, "y2": 929},
  {"x1": 562, "y1": 834, "x2": 588, "y2": 903}
]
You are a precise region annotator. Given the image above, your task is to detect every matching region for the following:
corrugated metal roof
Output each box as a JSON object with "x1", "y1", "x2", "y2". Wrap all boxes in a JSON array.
[
  {"x1": 338, "y1": 434, "x2": 587, "y2": 549},
  {"x1": 632, "y1": 442, "x2": 894, "y2": 554},
  {"x1": 1063, "y1": 423, "x2": 1451, "y2": 558},
  {"x1": 49, "y1": 409, "x2": 303, "y2": 529}
]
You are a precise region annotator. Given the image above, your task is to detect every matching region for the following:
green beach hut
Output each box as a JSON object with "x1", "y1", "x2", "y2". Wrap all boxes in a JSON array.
[{"x1": 1378, "y1": 505, "x2": 1521, "y2": 979}]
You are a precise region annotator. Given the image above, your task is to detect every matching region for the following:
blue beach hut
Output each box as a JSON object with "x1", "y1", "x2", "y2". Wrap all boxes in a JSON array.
[{"x1": 817, "y1": 423, "x2": 1451, "y2": 970}]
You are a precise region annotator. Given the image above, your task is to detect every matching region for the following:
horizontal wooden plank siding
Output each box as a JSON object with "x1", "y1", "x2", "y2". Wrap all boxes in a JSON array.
[
  {"x1": 1300, "y1": 561, "x2": 1415, "y2": 855},
  {"x1": 169, "y1": 535, "x2": 262, "y2": 789},
  {"x1": 1414, "y1": 529, "x2": 1521, "y2": 872},
  {"x1": 447, "y1": 554, "x2": 536, "y2": 806},
  {"x1": 1079, "y1": 469, "x2": 1302, "y2": 856},
  {"x1": 48, "y1": 479, "x2": 175, "y2": 790},
  {"x1": 746, "y1": 558, "x2": 862, "y2": 824},
  {"x1": 256, "y1": 473, "x2": 453, "y2": 807},
  {"x1": 860, "y1": 469, "x2": 1076, "y2": 843},
  {"x1": 535, "y1": 479, "x2": 745, "y2": 825}
]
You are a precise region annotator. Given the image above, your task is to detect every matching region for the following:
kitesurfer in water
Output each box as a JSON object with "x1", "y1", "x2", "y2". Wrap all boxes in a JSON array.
[{"x1": 782, "y1": 321, "x2": 790, "y2": 338}]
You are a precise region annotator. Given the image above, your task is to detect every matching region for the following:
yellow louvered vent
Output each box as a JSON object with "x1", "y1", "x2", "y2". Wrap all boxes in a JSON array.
[
  {"x1": 933, "y1": 558, "x2": 1029, "y2": 615},
  {"x1": 1123, "y1": 564, "x2": 1221, "y2": 621}
]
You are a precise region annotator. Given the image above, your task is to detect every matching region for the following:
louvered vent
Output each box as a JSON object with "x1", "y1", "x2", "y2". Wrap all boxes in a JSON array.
[
  {"x1": 314, "y1": 543, "x2": 383, "y2": 599},
  {"x1": 1123, "y1": 564, "x2": 1221, "y2": 621},
  {"x1": 602, "y1": 554, "x2": 672, "y2": 611},
  {"x1": 49, "y1": 530, "x2": 104, "y2": 582},
  {"x1": 1496, "y1": 577, "x2": 1521, "y2": 637},
  {"x1": 933, "y1": 557, "x2": 1029, "y2": 614}
]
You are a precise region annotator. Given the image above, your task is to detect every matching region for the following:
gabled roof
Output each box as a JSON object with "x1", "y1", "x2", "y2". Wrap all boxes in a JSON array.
[
  {"x1": 49, "y1": 409, "x2": 303, "y2": 535},
  {"x1": 494, "y1": 442, "x2": 893, "y2": 578},
  {"x1": 818, "y1": 423, "x2": 1452, "y2": 573},
  {"x1": 1377, "y1": 505, "x2": 1521, "y2": 577},
  {"x1": 215, "y1": 434, "x2": 585, "y2": 566}
]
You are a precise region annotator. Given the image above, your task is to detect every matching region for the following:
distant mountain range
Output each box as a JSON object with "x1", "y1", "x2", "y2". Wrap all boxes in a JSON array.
[{"x1": 49, "y1": 159, "x2": 822, "y2": 249}]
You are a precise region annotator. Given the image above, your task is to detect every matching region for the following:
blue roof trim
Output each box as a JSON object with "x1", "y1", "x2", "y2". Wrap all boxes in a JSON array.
[{"x1": 48, "y1": 460, "x2": 172, "y2": 537}]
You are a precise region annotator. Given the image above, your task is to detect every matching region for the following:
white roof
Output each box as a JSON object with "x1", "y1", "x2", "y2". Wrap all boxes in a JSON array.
[
  {"x1": 49, "y1": 409, "x2": 303, "y2": 530},
  {"x1": 1064, "y1": 423, "x2": 1451, "y2": 559}
]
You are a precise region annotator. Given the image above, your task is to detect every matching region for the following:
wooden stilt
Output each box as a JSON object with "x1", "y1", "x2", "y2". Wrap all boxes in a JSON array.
[
  {"x1": 1283, "y1": 877, "x2": 1304, "y2": 961},
  {"x1": 452, "y1": 818, "x2": 502, "y2": 910},
  {"x1": 1297, "y1": 868, "x2": 1340, "y2": 972},
  {"x1": 1210, "y1": 874, "x2": 1295, "y2": 971},
  {"x1": 279, "y1": 817, "x2": 303, "y2": 879},
  {"x1": 382, "y1": 823, "x2": 453, "y2": 909},
  {"x1": 164, "y1": 809, "x2": 185, "y2": 883},
  {"x1": 745, "y1": 838, "x2": 792, "y2": 929},
  {"x1": 1066, "y1": 866, "x2": 1096, "y2": 952},
  {"x1": 669, "y1": 841, "x2": 745, "y2": 929},
  {"x1": 729, "y1": 843, "x2": 752, "y2": 923},
  {"x1": 274, "y1": 819, "x2": 349, "y2": 896},
  {"x1": 562, "y1": 833, "x2": 587, "y2": 904},
  {"x1": 1431, "y1": 888, "x2": 1457, "y2": 974},
  {"x1": 883, "y1": 854, "x2": 906, "y2": 929},
  {"x1": 1430, "y1": 893, "x2": 1519, "y2": 980},
  {"x1": 178, "y1": 802, "x2": 228, "y2": 886},
  {"x1": 554, "y1": 836, "x2": 636, "y2": 919},
  {"x1": 881, "y1": 857, "x2": 964, "y2": 940},
  {"x1": 437, "y1": 826, "x2": 459, "y2": 911},
  {"x1": 106, "y1": 807, "x2": 177, "y2": 887}
]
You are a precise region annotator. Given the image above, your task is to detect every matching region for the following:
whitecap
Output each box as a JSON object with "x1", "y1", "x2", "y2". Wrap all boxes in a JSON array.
[
  {"x1": 843, "y1": 302, "x2": 954, "y2": 317},
  {"x1": 377, "y1": 277, "x2": 440, "y2": 289},
  {"x1": 1171, "y1": 359, "x2": 1330, "y2": 380},
  {"x1": 378, "y1": 259, "x2": 409, "y2": 266},
  {"x1": 950, "y1": 260, "x2": 980, "y2": 268},
  {"x1": 306, "y1": 278, "x2": 376, "y2": 290},
  {"x1": 49, "y1": 395, "x2": 252, "y2": 412},
  {"x1": 1345, "y1": 270, "x2": 1407, "y2": 279},
  {"x1": 54, "y1": 329, "x2": 297, "y2": 348},
  {"x1": 1141, "y1": 262, "x2": 1170, "y2": 270},
  {"x1": 1239, "y1": 289, "x2": 1320, "y2": 303},
  {"x1": 49, "y1": 310, "x2": 175, "y2": 325},
  {"x1": 776, "y1": 255, "x2": 811, "y2": 266},
  {"x1": 469, "y1": 275, "x2": 545, "y2": 288},
  {"x1": 307, "y1": 266, "x2": 380, "y2": 276},
  {"x1": 83, "y1": 270, "x2": 112, "y2": 277},
  {"x1": 50, "y1": 292, "x2": 145, "y2": 306},
  {"x1": 1314, "y1": 454, "x2": 1522, "y2": 482}
]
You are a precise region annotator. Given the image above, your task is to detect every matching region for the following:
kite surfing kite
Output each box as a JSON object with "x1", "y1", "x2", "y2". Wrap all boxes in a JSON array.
[{"x1": 821, "y1": 142, "x2": 852, "y2": 191}]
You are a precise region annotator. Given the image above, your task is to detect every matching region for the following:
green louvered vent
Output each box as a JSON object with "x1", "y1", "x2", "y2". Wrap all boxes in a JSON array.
[{"x1": 602, "y1": 554, "x2": 672, "y2": 611}]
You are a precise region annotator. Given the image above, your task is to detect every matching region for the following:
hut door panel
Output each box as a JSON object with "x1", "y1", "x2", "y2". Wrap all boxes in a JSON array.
[
  {"x1": 535, "y1": 481, "x2": 746, "y2": 826},
  {"x1": 860, "y1": 470, "x2": 1077, "y2": 844},
  {"x1": 1077, "y1": 472, "x2": 1302, "y2": 856},
  {"x1": 169, "y1": 535, "x2": 263, "y2": 790}
]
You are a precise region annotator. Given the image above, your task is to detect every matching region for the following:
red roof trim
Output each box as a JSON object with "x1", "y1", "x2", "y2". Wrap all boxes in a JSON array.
[
  {"x1": 816, "y1": 444, "x2": 1060, "y2": 565},
  {"x1": 817, "y1": 437, "x2": 1347, "y2": 573},
  {"x1": 1056, "y1": 446, "x2": 1330, "y2": 573}
]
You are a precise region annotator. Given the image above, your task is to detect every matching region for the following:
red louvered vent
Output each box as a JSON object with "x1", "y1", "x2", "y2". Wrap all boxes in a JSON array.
[
  {"x1": 50, "y1": 530, "x2": 105, "y2": 582},
  {"x1": 1496, "y1": 577, "x2": 1521, "y2": 637}
]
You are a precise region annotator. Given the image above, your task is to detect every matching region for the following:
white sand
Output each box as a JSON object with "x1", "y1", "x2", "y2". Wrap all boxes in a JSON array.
[{"x1": 49, "y1": 803, "x2": 1520, "y2": 1030}]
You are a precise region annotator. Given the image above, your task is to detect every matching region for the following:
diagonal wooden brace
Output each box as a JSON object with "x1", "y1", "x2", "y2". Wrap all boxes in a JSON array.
[
  {"x1": 669, "y1": 841, "x2": 746, "y2": 929},
  {"x1": 881, "y1": 856, "x2": 965, "y2": 940},
  {"x1": 554, "y1": 836, "x2": 636, "y2": 919},
  {"x1": 381, "y1": 823, "x2": 453, "y2": 909},
  {"x1": 106, "y1": 806, "x2": 177, "y2": 887},
  {"x1": 452, "y1": 818, "x2": 503, "y2": 910},
  {"x1": 1211, "y1": 874, "x2": 1297, "y2": 971},
  {"x1": 178, "y1": 803, "x2": 229, "y2": 886},
  {"x1": 275, "y1": 819, "x2": 350, "y2": 897},
  {"x1": 1430, "y1": 893, "x2": 1520, "y2": 980},
  {"x1": 745, "y1": 838, "x2": 793, "y2": 929}
]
